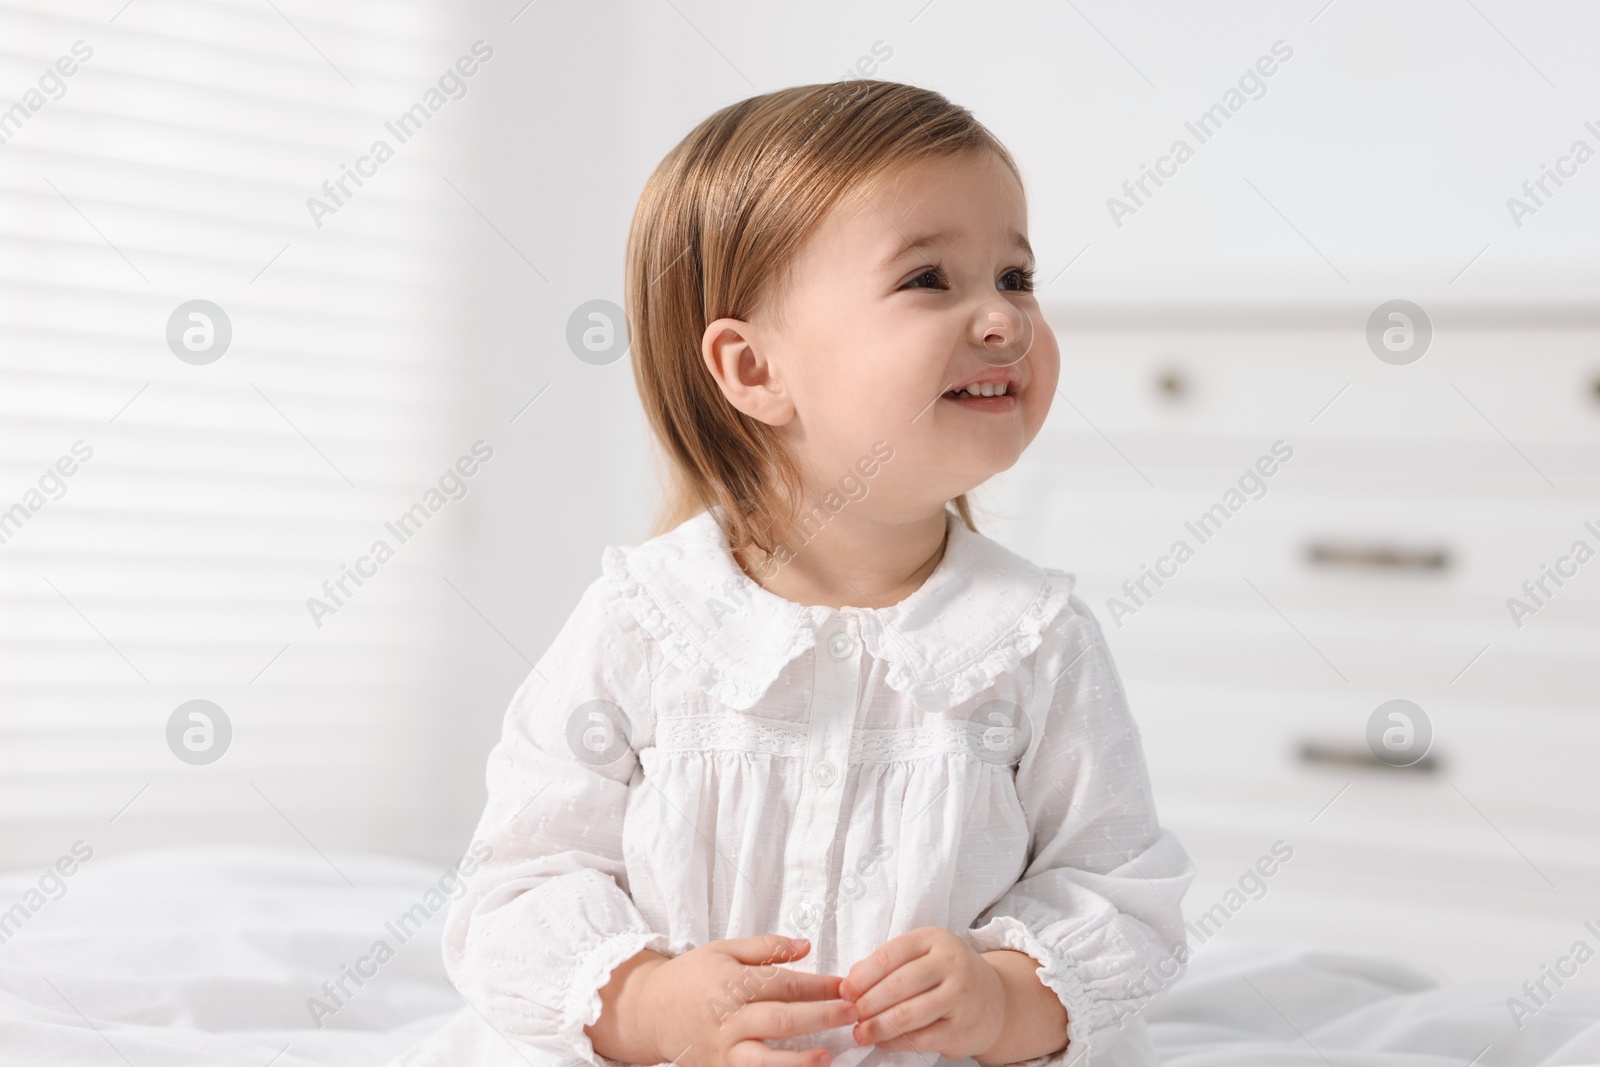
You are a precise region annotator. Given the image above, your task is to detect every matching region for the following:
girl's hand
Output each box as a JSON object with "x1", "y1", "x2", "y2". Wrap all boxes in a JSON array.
[
  {"x1": 839, "y1": 927, "x2": 1007, "y2": 1061},
  {"x1": 638, "y1": 934, "x2": 858, "y2": 1067}
]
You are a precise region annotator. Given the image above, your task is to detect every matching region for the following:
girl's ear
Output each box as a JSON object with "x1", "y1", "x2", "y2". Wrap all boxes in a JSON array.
[{"x1": 701, "y1": 317, "x2": 795, "y2": 427}]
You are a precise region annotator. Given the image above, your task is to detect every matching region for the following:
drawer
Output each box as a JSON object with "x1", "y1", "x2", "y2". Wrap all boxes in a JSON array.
[
  {"x1": 998, "y1": 458, "x2": 1600, "y2": 603},
  {"x1": 1132, "y1": 678, "x2": 1600, "y2": 835},
  {"x1": 1039, "y1": 310, "x2": 1600, "y2": 445},
  {"x1": 988, "y1": 459, "x2": 1600, "y2": 712}
]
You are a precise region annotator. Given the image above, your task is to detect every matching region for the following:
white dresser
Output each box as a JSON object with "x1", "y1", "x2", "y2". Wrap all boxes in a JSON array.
[{"x1": 986, "y1": 302, "x2": 1600, "y2": 985}]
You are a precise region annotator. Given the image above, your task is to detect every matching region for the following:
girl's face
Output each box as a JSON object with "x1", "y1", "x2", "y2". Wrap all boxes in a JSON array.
[{"x1": 706, "y1": 149, "x2": 1060, "y2": 523}]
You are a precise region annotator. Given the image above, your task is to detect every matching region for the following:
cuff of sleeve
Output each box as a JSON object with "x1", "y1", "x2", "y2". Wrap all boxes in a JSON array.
[
  {"x1": 560, "y1": 927, "x2": 674, "y2": 1067},
  {"x1": 963, "y1": 915, "x2": 1098, "y2": 1067}
]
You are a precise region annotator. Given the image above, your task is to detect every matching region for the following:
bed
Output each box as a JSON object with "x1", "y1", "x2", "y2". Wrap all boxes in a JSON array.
[{"x1": 3, "y1": 848, "x2": 1597, "y2": 1066}]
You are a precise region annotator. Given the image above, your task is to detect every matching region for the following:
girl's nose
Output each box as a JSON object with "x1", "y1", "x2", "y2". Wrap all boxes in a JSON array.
[{"x1": 968, "y1": 297, "x2": 1034, "y2": 367}]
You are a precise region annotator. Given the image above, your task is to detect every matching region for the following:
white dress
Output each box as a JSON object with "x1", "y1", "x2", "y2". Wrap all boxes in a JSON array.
[{"x1": 439, "y1": 506, "x2": 1196, "y2": 1067}]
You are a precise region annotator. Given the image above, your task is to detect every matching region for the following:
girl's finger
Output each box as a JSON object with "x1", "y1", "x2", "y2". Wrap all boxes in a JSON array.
[
  {"x1": 715, "y1": 934, "x2": 844, "y2": 1004},
  {"x1": 729, "y1": 997, "x2": 858, "y2": 1045},
  {"x1": 841, "y1": 932, "x2": 932, "y2": 1004},
  {"x1": 864, "y1": 1018, "x2": 952, "y2": 1055},
  {"x1": 729, "y1": 1041, "x2": 832, "y2": 1067},
  {"x1": 847, "y1": 956, "x2": 942, "y2": 1022},
  {"x1": 746, "y1": 967, "x2": 844, "y2": 1004},
  {"x1": 852, "y1": 985, "x2": 950, "y2": 1047},
  {"x1": 720, "y1": 934, "x2": 812, "y2": 968}
]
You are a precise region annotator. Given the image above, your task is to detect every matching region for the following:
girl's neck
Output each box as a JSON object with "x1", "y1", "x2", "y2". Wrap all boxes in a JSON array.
[{"x1": 734, "y1": 505, "x2": 950, "y2": 611}]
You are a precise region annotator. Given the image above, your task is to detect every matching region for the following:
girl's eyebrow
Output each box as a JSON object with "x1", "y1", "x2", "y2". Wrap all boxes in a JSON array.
[
  {"x1": 880, "y1": 229, "x2": 952, "y2": 269},
  {"x1": 879, "y1": 229, "x2": 1033, "y2": 269}
]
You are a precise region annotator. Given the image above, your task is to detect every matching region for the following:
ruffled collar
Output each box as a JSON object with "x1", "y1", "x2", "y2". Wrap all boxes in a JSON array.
[{"x1": 600, "y1": 506, "x2": 1075, "y2": 714}]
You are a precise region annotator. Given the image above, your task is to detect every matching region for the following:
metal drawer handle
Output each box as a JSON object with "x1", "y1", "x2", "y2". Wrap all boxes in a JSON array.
[
  {"x1": 1297, "y1": 740, "x2": 1440, "y2": 773},
  {"x1": 1306, "y1": 541, "x2": 1451, "y2": 572}
]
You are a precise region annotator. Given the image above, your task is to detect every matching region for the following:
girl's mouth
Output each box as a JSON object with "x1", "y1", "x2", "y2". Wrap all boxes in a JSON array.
[{"x1": 941, "y1": 381, "x2": 1018, "y2": 411}]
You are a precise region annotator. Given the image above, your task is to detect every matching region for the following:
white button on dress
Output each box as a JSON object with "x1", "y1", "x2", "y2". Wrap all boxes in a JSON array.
[{"x1": 441, "y1": 505, "x2": 1196, "y2": 1067}]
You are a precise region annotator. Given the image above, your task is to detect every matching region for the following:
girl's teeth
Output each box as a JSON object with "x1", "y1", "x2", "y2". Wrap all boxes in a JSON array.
[{"x1": 955, "y1": 382, "x2": 1007, "y2": 397}]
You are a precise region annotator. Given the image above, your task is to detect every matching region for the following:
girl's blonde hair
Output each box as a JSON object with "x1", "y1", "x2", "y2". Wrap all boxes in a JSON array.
[{"x1": 623, "y1": 79, "x2": 1021, "y2": 560}]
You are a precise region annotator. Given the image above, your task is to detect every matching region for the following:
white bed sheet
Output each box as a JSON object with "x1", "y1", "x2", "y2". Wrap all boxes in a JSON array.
[{"x1": 0, "y1": 849, "x2": 1596, "y2": 1066}]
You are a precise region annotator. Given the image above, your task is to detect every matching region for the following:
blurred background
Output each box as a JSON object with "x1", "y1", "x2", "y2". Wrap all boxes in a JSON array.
[{"x1": 3, "y1": 0, "x2": 1596, "y2": 994}]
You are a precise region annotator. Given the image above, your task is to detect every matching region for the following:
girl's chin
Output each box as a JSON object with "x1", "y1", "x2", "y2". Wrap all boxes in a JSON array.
[{"x1": 943, "y1": 450, "x2": 1025, "y2": 489}]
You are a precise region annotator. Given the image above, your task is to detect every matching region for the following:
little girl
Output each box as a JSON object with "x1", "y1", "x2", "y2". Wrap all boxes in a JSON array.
[{"x1": 440, "y1": 80, "x2": 1195, "y2": 1067}]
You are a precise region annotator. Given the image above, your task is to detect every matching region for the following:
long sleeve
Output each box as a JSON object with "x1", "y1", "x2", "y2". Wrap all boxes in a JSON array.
[
  {"x1": 960, "y1": 592, "x2": 1195, "y2": 1067},
  {"x1": 441, "y1": 574, "x2": 667, "y2": 1067}
]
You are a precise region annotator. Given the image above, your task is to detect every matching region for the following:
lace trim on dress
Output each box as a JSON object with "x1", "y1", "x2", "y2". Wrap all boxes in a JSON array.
[
  {"x1": 601, "y1": 544, "x2": 820, "y2": 712},
  {"x1": 651, "y1": 716, "x2": 996, "y2": 764},
  {"x1": 601, "y1": 512, "x2": 1079, "y2": 716},
  {"x1": 850, "y1": 718, "x2": 973, "y2": 762},
  {"x1": 655, "y1": 714, "x2": 808, "y2": 757},
  {"x1": 865, "y1": 568, "x2": 1078, "y2": 714}
]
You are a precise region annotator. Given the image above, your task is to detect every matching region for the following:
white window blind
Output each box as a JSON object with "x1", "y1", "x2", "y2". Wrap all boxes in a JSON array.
[{"x1": 1, "y1": 0, "x2": 482, "y2": 868}]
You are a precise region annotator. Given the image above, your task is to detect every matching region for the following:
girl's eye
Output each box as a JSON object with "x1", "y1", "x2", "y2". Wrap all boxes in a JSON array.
[
  {"x1": 902, "y1": 265, "x2": 1038, "y2": 292},
  {"x1": 1000, "y1": 267, "x2": 1037, "y2": 293}
]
